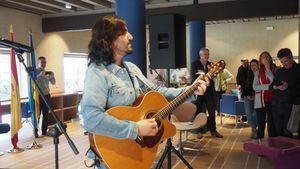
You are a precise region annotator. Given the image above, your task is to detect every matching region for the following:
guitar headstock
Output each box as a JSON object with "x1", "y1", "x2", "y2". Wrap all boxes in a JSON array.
[{"x1": 207, "y1": 60, "x2": 226, "y2": 79}]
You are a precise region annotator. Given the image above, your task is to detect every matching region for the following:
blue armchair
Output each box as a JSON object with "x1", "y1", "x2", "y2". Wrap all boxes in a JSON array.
[
  {"x1": 0, "y1": 123, "x2": 10, "y2": 134},
  {"x1": 220, "y1": 94, "x2": 246, "y2": 127},
  {"x1": 21, "y1": 102, "x2": 31, "y2": 124},
  {"x1": 0, "y1": 123, "x2": 10, "y2": 156}
]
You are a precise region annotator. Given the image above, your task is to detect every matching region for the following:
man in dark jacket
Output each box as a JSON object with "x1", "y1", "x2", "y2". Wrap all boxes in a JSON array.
[
  {"x1": 236, "y1": 58, "x2": 249, "y2": 98},
  {"x1": 270, "y1": 48, "x2": 300, "y2": 137},
  {"x1": 191, "y1": 48, "x2": 223, "y2": 138}
]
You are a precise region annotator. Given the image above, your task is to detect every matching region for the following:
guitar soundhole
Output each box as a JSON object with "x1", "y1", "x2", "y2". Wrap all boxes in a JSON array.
[
  {"x1": 145, "y1": 112, "x2": 161, "y2": 127},
  {"x1": 136, "y1": 112, "x2": 163, "y2": 148}
]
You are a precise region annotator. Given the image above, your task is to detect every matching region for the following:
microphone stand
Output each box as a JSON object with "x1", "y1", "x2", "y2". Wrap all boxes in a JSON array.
[
  {"x1": 155, "y1": 68, "x2": 193, "y2": 169},
  {"x1": 14, "y1": 49, "x2": 79, "y2": 169},
  {"x1": 153, "y1": 69, "x2": 169, "y2": 87}
]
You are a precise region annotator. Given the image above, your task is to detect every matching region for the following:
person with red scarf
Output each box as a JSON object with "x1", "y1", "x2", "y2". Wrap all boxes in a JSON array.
[{"x1": 253, "y1": 51, "x2": 276, "y2": 139}]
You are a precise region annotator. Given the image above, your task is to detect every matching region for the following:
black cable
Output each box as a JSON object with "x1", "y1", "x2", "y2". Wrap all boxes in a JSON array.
[{"x1": 83, "y1": 148, "x2": 98, "y2": 168}]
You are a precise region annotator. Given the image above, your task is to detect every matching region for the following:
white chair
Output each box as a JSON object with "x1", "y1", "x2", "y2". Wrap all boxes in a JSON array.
[{"x1": 171, "y1": 102, "x2": 207, "y2": 155}]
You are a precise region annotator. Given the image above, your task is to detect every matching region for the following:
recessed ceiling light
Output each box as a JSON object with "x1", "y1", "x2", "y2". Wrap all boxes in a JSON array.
[
  {"x1": 266, "y1": 26, "x2": 274, "y2": 31},
  {"x1": 65, "y1": 3, "x2": 72, "y2": 9}
]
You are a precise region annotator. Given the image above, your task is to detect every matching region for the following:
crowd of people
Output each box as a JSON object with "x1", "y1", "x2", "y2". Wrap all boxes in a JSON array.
[
  {"x1": 175, "y1": 47, "x2": 300, "y2": 141},
  {"x1": 237, "y1": 49, "x2": 300, "y2": 139},
  {"x1": 143, "y1": 46, "x2": 300, "y2": 141}
]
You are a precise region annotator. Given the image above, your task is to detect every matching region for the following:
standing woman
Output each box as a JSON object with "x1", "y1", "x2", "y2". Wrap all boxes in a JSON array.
[
  {"x1": 253, "y1": 52, "x2": 276, "y2": 139},
  {"x1": 244, "y1": 59, "x2": 259, "y2": 139}
]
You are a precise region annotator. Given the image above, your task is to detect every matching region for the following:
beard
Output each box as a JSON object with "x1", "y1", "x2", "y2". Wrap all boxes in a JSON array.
[
  {"x1": 125, "y1": 48, "x2": 133, "y2": 55},
  {"x1": 126, "y1": 43, "x2": 133, "y2": 54}
]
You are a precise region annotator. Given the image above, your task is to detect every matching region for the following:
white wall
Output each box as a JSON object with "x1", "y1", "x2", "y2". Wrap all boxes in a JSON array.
[
  {"x1": 35, "y1": 31, "x2": 91, "y2": 93},
  {"x1": 0, "y1": 6, "x2": 43, "y2": 49},
  {"x1": 0, "y1": 6, "x2": 91, "y2": 93},
  {"x1": 205, "y1": 19, "x2": 298, "y2": 80}
]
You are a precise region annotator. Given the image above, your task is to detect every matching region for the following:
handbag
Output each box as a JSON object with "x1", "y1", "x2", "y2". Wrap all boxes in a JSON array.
[{"x1": 287, "y1": 104, "x2": 300, "y2": 133}]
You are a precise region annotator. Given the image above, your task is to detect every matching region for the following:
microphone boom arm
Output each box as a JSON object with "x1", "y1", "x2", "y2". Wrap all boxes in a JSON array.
[{"x1": 0, "y1": 38, "x2": 32, "y2": 54}]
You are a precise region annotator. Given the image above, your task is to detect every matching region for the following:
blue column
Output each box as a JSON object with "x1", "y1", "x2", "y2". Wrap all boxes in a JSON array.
[
  {"x1": 115, "y1": 0, "x2": 146, "y2": 75},
  {"x1": 189, "y1": 20, "x2": 206, "y2": 65}
]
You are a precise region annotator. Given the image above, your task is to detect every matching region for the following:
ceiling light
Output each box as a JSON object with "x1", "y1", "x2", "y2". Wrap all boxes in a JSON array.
[
  {"x1": 65, "y1": 3, "x2": 71, "y2": 9},
  {"x1": 266, "y1": 26, "x2": 274, "y2": 31}
]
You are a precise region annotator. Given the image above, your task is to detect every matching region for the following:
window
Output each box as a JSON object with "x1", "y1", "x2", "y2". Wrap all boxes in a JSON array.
[
  {"x1": 64, "y1": 53, "x2": 88, "y2": 93},
  {"x1": 0, "y1": 48, "x2": 28, "y2": 101}
]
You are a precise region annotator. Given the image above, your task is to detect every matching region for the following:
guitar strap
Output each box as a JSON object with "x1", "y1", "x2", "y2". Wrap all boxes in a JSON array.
[
  {"x1": 123, "y1": 62, "x2": 153, "y2": 94},
  {"x1": 123, "y1": 62, "x2": 138, "y2": 98},
  {"x1": 134, "y1": 74, "x2": 154, "y2": 91}
]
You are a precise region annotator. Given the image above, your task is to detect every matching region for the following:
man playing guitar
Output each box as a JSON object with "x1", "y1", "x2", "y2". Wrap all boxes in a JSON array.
[{"x1": 79, "y1": 15, "x2": 210, "y2": 169}]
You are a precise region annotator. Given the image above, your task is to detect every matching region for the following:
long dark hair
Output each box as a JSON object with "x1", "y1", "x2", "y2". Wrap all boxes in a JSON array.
[
  {"x1": 259, "y1": 51, "x2": 276, "y2": 71},
  {"x1": 88, "y1": 15, "x2": 127, "y2": 66}
]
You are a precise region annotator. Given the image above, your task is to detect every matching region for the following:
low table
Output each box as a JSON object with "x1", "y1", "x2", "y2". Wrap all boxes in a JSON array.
[{"x1": 243, "y1": 136, "x2": 300, "y2": 169}]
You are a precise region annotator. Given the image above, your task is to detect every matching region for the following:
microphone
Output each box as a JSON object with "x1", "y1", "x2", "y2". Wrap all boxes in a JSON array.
[{"x1": 0, "y1": 38, "x2": 32, "y2": 53}]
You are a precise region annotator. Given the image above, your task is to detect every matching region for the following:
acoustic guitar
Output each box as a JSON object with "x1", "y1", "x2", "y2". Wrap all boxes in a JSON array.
[{"x1": 89, "y1": 60, "x2": 225, "y2": 169}]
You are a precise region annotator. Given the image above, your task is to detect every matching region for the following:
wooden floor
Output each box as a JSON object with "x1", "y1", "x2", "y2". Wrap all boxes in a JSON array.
[{"x1": 0, "y1": 115, "x2": 273, "y2": 169}]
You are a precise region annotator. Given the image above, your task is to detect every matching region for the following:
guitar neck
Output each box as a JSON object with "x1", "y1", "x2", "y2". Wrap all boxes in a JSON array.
[
  {"x1": 153, "y1": 73, "x2": 212, "y2": 121},
  {"x1": 152, "y1": 59, "x2": 225, "y2": 122}
]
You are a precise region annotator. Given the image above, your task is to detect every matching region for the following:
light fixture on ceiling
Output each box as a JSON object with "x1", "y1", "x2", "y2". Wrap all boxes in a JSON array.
[
  {"x1": 65, "y1": 3, "x2": 72, "y2": 9},
  {"x1": 266, "y1": 26, "x2": 274, "y2": 31}
]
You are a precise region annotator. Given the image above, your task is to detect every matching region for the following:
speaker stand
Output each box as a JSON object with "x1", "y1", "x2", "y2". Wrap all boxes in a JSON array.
[
  {"x1": 155, "y1": 138, "x2": 193, "y2": 169},
  {"x1": 155, "y1": 69, "x2": 193, "y2": 169}
]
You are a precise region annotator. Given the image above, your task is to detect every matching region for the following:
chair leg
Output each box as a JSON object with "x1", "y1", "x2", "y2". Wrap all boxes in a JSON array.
[
  {"x1": 184, "y1": 130, "x2": 188, "y2": 142},
  {"x1": 239, "y1": 116, "x2": 244, "y2": 127},
  {"x1": 235, "y1": 116, "x2": 238, "y2": 127},
  {"x1": 178, "y1": 131, "x2": 183, "y2": 155},
  {"x1": 220, "y1": 112, "x2": 223, "y2": 125}
]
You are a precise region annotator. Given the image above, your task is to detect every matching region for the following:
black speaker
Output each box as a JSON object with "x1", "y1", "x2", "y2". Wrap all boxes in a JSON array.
[{"x1": 149, "y1": 14, "x2": 186, "y2": 69}]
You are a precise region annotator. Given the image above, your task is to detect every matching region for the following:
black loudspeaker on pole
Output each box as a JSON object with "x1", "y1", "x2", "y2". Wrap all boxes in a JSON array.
[{"x1": 148, "y1": 14, "x2": 186, "y2": 69}]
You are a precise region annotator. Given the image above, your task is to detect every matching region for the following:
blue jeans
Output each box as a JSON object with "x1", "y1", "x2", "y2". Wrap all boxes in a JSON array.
[
  {"x1": 87, "y1": 149, "x2": 106, "y2": 169},
  {"x1": 244, "y1": 97, "x2": 257, "y2": 129}
]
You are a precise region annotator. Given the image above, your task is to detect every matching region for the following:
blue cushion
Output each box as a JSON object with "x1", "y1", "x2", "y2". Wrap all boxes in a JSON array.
[
  {"x1": 235, "y1": 101, "x2": 246, "y2": 115},
  {"x1": 0, "y1": 123, "x2": 10, "y2": 134},
  {"x1": 220, "y1": 94, "x2": 245, "y2": 116},
  {"x1": 220, "y1": 94, "x2": 238, "y2": 115},
  {"x1": 21, "y1": 102, "x2": 31, "y2": 118}
]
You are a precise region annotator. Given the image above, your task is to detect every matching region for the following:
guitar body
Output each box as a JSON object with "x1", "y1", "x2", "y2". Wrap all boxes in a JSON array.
[
  {"x1": 89, "y1": 60, "x2": 226, "y2": 169},
  {"x1": 89, "y1": 91, "x2": 176, "y2": 169}
]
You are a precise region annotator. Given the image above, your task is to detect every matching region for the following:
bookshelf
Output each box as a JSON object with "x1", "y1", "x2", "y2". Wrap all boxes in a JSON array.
[{"x1": 48, "y1": 92, "x2": 80, "y2": 125}]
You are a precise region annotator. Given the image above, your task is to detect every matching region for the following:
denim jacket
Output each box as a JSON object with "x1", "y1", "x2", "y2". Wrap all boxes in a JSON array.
[{"x1": 78, "y1": 61, "x2": 184, "y2": 140}]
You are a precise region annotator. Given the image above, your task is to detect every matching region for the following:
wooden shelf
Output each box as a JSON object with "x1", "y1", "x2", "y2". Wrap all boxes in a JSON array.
[
  {"x1": 63, "y1": 107, "x2": 78, "y2": 122},
  {"x1": 48, "y1": 110, "x2": 63, "y2": 125},
  {"x1": 48, "y1": 92, "x2": 80, "y2": 126},
  {"x1": 63, "y1": 106, "x2": 78, "y2": 110},
  {"x1": 53, "y1": 108, "x2": 62, "y2": 112},
  {"x1": 49, "y1": 96, "x2": 63, "y2": 110}
]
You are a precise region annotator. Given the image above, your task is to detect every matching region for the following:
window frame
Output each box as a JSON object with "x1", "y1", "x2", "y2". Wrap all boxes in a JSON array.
[
  {"x1": 63, "y1": 52, "x2": 88, "y2": 93},
  {"x1": 0, "y1": 48, "x2": 29, "y2": 101}
]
